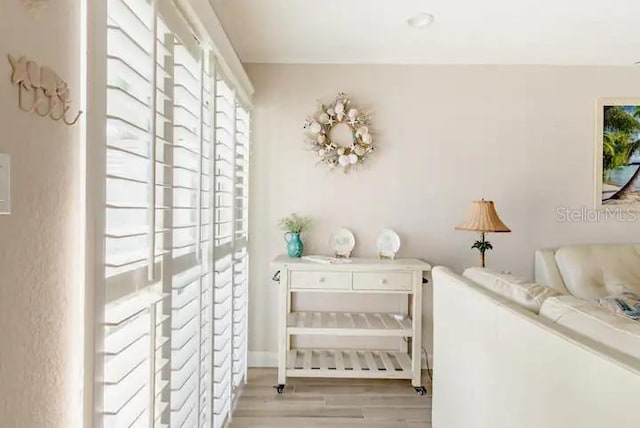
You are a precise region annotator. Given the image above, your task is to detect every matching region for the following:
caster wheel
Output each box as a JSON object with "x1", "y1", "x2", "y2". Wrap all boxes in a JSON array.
[
  {"x1": 414, "y1": 386, "x2": 427, "y2": 396},
  {"x1": 273, "y1": 384, "x2": 285, "y2": 394}
]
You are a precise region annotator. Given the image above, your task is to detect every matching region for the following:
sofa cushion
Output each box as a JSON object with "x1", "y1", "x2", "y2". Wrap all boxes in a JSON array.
[
  {"x1": 463, "y1": 268, "x2": 561, "y2": 314},
  {"x1": 540, "y1": 295, "x2": 640, "y2": 359},
  {"x1": 554, "y1": 245, "x2": 640, "y2": 299}
]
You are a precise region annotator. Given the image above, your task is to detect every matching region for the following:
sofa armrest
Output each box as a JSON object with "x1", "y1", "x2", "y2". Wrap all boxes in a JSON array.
[{"x1": 535, "y1": 249, "x2": 569, "y2": 294}]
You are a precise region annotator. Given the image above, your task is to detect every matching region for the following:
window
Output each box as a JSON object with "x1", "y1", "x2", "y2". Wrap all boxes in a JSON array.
[{"x1": 93, "y1": 1, "x2": 251, "y2": 427}]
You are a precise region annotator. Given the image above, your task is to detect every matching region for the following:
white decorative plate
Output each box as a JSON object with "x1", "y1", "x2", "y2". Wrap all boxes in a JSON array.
[
  {"x1": 376, "y1": 229, "x2": 401, "y2": 259},
  {"x1": 329, "y1": 228, "x2": 356, "y2": 258}
]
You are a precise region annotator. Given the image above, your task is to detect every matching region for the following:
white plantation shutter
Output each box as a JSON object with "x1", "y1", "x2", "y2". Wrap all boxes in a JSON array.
[
  {"x1": 213, "y1": 256, "x2": 233, "y2": 428},
  {"x1": 212, "y1": 73, "x2": 235, "y2": 428},
  {"x1": 105, "y1": 0, "x2": 156, "y2": 286},
  {"x1": 234, "y1": 104, "x2": 249, "y2": 242},
  {"x1": 232, "y1": 248, "x2": 248, "y2": 389},
  {"x1": 213, "y1": 76, "x2": 235, "y2": 250},
  {"x1": 233, "y1": 104, "x2": 250, "y2": 389},
  {"x1": 102, "y1": 0, "x2": 170, "y2": 427},
  {"x1": 199, "y1": 55, "x2": 215, "y2": 428},
  {"x1": 95, "y1": 1, "x2": 250, "y2": 427},
  {"x1": 154, "y1": 11, "x2": 175, "y2": 428},
  {"x1": 103, "y1": 294, "x2": 167, "y2": 427},
  {"x1": 168, "y1": 24, "x2": 204, "y2": 428}
]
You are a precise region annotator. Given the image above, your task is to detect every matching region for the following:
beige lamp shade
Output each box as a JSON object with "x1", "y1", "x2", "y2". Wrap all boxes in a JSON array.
[{"x1": 455, "y1": 199, "x2": 511, "y2": 233}]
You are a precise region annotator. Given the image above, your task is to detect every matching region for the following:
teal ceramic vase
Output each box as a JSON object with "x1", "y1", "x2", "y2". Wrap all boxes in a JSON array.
[{"x1": 284, "y1": 232, "x2": 304, "y2": 258}]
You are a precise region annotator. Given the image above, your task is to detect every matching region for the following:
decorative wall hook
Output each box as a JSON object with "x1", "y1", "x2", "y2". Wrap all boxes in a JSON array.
[
  {"x1": 63, "y1": 109, "x2": 82, "y2": 126},
  {"x1": 49, "y1": 104, "x2": 67, "y2": 121},
  {"x1": 8, "y1": 54, "x2": 82, "y2": 126},
  {"x1": 18, "y1": 86, "x2": 44, "y2": 113}
]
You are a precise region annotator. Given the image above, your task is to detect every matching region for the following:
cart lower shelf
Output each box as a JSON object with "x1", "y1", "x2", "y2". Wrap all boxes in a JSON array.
[
  {"x1": 287, "y1": 311, "x2": 413, "y2": 337},
  {"x1": 286, "y1": 349, "x2": 413, "y2": 379}
]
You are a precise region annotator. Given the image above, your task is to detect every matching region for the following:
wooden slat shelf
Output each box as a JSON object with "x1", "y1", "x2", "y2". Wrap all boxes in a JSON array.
[
  {"x1": 287, "y1": 312, "x2": 412, "y2": 337},
  {"x1": 286, "y1": 349, "x2": 413, "y2": 379}
]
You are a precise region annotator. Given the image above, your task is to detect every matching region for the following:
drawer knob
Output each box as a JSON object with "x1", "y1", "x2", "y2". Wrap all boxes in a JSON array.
[
  {"x1": 380, "y1": 278, "x2": 387, "y2": 285},
  {"x1": 319, "y1": 277, "x2": 325, "y2": 283}
]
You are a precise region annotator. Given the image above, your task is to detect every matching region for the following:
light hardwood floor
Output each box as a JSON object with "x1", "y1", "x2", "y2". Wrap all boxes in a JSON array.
[{"x1": 227, "y1": 368, "x2": 432, "y2": 428}]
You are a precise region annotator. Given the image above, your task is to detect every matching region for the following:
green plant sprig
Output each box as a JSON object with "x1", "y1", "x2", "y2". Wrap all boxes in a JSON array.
[
  {"x1": 471, "y1": 240, "x2": 493, "y2": 255},
  {"x1": 278, "y1": 213, "x2": 312, "y2": 233}
]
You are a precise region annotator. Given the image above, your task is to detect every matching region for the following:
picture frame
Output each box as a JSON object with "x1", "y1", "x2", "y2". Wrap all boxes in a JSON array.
[{"x1": 594, "y1": 98, "x2": 640, "y2": 210}]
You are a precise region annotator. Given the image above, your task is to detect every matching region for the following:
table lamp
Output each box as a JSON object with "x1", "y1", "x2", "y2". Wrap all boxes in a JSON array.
[{"x1": 455, "y1": 199, "x2": 511, "y2": 268}]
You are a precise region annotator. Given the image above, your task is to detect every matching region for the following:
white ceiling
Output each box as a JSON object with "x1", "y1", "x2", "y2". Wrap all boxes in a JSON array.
[{"x1": 212, "y1": 0, "x2": 640, "y2": 65}]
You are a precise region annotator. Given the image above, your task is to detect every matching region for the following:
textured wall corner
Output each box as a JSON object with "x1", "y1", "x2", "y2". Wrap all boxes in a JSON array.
[{"x1": 0, "y1": 1, "x2": 82, "y2": 427}]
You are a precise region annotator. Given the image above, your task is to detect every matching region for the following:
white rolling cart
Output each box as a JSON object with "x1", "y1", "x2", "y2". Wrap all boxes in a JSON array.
[{"x1": 271, "y1": 255, "x2": 431, "y2": 395}]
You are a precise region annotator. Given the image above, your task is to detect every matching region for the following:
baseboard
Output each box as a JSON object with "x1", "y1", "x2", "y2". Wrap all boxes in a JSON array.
[
  {"x1": 248, "y1": 351, "x2": 278, "y2": 367},
  {"x1": 249, "y1": 351, "x2": 433, "y2": 369}
]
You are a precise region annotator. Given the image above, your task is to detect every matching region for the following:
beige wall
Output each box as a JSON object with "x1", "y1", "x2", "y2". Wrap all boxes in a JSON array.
[
  {"x1": 0, "y1": 1, "x2": 82, "y2": 426},
  {"x1": 246, "y1": 63, "x2": 640, "y2": 363}
]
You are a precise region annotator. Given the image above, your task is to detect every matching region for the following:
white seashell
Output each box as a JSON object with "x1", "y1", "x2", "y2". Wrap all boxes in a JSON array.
[
  {"x1": 349, "y1": 153, "x2": 358, "y2": 164},
  {"x1": 309, "y1": 122, "x2": 322, "y2": 134},
  {"x1": 317, "y1": 134, "x2": 326, "y2": 144},
  {"x1": 318, "y1": 149, "x2": 326, "y2": 157},
  {"x1": 338, "y1": 155, "x2": 350, "y2": 167},
  {"x1": 362, "y1": 133, "x2": 372, "y2": 144},
  {"x1": 337, "y1": 147, "x2": 345, "y2": 155},
  {"x1": 354, "y1": 146, "x2": 366, "y2": 156},
  {"x1": 327, "y1": 108, "x2": 335, "y2": 116},
  {"x1": 318, "y1": 112, "x2": 330, "y2": 124},
  {"x1": 337, "y1": 112, "x2": 344, "y2": 122},
  {"x1": 356, "y1": 126, "x2": 369, "y2": 136},
  {"x1": 348, "y1": 108, "x2": 358, "y2": 119},
  {"x1": 335, "y1": 103, "x2": 345, "y2": 114}
]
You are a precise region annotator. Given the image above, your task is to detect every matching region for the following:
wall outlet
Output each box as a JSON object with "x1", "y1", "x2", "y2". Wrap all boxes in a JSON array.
[{"x1": 0, "y1": 154, "x2": 10, "y2": 215}]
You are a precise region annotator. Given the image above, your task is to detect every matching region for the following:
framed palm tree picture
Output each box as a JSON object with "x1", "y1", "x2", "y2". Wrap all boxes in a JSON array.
[{"x1": 595, "y1": 98, "x2": 640, "y2": 210}]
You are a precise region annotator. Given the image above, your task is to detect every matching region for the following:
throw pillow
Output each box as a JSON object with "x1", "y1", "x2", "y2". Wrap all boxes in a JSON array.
[{"x1": 596, "y1": 292, "x2": 640, "y2": 321}]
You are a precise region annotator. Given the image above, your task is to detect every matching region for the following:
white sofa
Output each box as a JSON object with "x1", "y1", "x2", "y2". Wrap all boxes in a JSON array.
[
  {"x1": 535, "y1": 244, "x2": 640, "y2": 297},
  {"x1": 432, "y1": 266, "x2": 640, "y2": 428}
]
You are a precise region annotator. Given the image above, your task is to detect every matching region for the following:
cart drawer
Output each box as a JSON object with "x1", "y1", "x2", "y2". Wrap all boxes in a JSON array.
[
  {"x1": 290, "y1": 271, "x2": 352, "y2": 290},
  {"x1": 353, "y1": 272, "x2": 412, "y2": 291}
]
